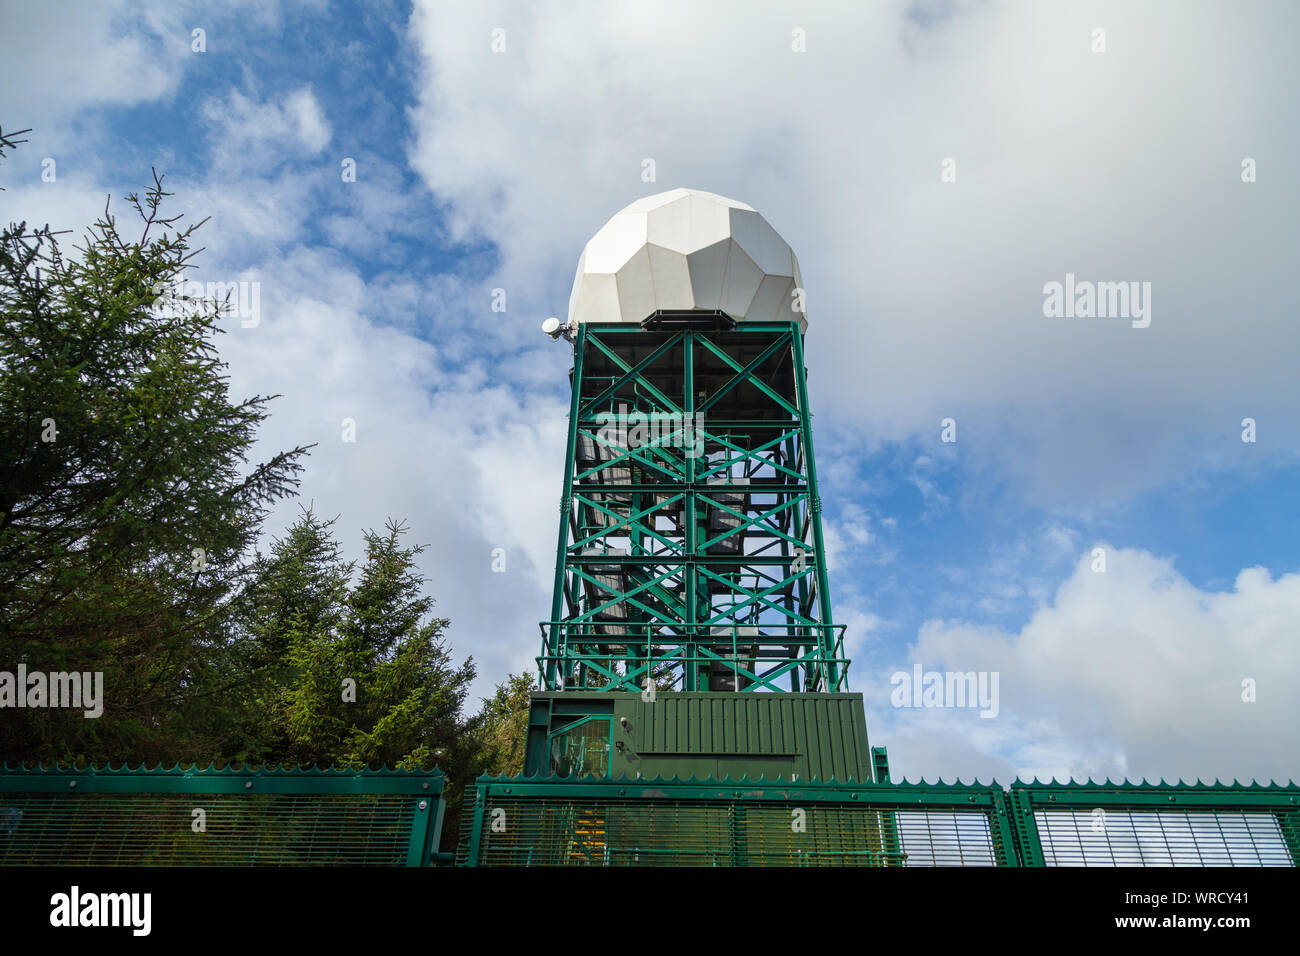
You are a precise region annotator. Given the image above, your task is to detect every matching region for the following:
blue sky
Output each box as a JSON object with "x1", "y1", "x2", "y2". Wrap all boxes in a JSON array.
[{"x1": 2, "y1": 0, "x2": 1298, "y2": 785}]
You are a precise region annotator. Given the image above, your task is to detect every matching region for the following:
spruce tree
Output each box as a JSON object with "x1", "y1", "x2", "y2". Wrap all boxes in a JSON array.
[{"x1": 0, "y1": 144, "x2": 310, "y2": 762}]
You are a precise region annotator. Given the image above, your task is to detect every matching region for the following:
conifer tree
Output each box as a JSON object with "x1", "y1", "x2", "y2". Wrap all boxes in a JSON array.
[{"x1": 0, "y1": 137, "x2": 309, "y2": 762}]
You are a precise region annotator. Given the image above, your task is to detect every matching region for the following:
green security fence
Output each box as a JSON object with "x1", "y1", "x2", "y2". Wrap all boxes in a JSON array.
[
  {"x1": 3, "y1": 764, "x2": 1293, "y2": 867},
  {"x1": 456, "y1": 775, "x2": 1300, "y2": 867},
  {"x1": 0, "y1": 764, "x2": 445, "y2": 866},
  {"x1": 1010, "y1": 781, "x2": 1300, "y2": 867},
  {"x1": 457, "y1": 776, "x2": 1018, "y2": 866}
]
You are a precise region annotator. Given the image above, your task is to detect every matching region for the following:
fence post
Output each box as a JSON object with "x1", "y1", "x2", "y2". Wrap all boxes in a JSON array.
[
  {"x1": 1006, "y1": 787, "x2": 1045, "y2": 867},
  {"x1": 464, "y1": 779, "x2": 490, "y2": 867}
]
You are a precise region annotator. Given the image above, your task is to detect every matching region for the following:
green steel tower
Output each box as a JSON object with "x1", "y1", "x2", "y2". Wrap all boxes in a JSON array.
[
  {"x1": 524, "y1": 189, "x2": 876, "y2": 785},
  {"x1": 458, "y1": 190, "x2": 1299, "y2": 868}
]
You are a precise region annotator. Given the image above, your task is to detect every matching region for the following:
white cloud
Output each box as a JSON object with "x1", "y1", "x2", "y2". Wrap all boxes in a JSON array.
[
  {"x1": 909, "y1": 454, "x2": 952, "y2": 519},
  {"x1": 8, "y1": 0, "x2": 1300, "y2": 750},
  {"x1": 858, "y1": 548, "x2": 1300, "y2": 784},
  {"x1": 929, "y1": 522, "x2": 1081, "y2": 618},
  {"x1": 201, "y1": 86, "x2": 332, "y2": 176},
  {"x1": 405, "y1": 0, "x2": 1300, "y2": 510},
  {"x1": 0, "y1": 1, "x2": 189, "y2": 130},
  {"x1": 283, "y1": 88, "x2": 332, "y2": 153},
  {"x1": 213, "y1": 243, "x2": 564, "y2": 694},
  {"x1": 0, "y1": 181, "x2": 115, "y2": 237},
  {"x1": 824, "y1": 503, "x2": 898, "y2": 577}
]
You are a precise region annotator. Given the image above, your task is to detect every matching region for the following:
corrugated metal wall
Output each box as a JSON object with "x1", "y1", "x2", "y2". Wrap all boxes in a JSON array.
[
  {"x1": 525, "y1": 691, "x2": 874, "y2": 782},
  {"x1": 615, "y1": 692, "x2": 872, "y2": 782}
]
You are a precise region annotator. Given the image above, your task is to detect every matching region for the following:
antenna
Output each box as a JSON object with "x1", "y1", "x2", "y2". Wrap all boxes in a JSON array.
[{"x1": 541, "y1": 316, "x2": 576, "y2": 342}]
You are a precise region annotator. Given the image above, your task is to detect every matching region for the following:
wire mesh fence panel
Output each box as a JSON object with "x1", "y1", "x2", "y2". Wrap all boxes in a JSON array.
[
  {"x1": 461, "y1": 795, "x2": 1011, "y2": 867},
  {"x1": 731, "y1": 805, "x2": 899, "y2": 866},
  {"x1": 461, "y1": 780, "x2": 1300, "y2": 867},
  {"x1": 469, "y1": 799, "x2": 731, "y2": 866},
  {"x1": 0, "y1": 766, "x2": 445, "y2": 866},
  {"x1": 892, "y1": 810, "x2": 1000, "y2": 867},
  {"x1": 0, "y1": 792, "x2": 421, "y2": 866},
  {"x1": 1034, "y1": 809, "x2": 1294, "y2": 867}
]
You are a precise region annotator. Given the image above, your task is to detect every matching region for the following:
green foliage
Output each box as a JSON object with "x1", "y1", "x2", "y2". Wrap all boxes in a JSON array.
[
  {"x1": 0, "y1": 137, "x2": 535, "y2": 846},
  {"x1": 221, "y1": 507, "x2": 354, "y2": 762},
  {"x1": 239, "y1": 511, "x2": 477, "y2": 773},
  {"x1": 230, "y1": 509, "x2": 483, "y2": 853},
  {"x1": 473, "y1": 672, "x2": 535, "y2": 777},
  {"x1": 0, "y1": 162, "x2": 309, "y2": 762}
]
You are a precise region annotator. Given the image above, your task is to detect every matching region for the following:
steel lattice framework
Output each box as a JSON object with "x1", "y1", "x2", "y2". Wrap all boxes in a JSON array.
[{"x1": 539, "y1": 317, "x2": 846, "y2": 694}]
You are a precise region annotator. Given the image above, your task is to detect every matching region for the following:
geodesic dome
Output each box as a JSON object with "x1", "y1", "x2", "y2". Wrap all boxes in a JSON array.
[{"x1": 566, "y1": 188, "x2": 807, "y2": 332}]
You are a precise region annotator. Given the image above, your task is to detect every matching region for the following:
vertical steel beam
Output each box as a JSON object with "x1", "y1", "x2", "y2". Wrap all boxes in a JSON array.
[
  {"x1": 790, "y1": 329, "x2": 838, "y2": 689},
  {"x1": 683, "y1": 331, "x2": 699, "y2": 691},
  {"x1": 547, "y1": 323, "x2": 587, "y2": 689}
]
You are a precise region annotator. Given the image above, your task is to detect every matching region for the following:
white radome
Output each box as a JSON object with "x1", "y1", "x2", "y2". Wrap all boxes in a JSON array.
[{"x1": 566, "y1": 188, "x2": 807, "y2": 332}]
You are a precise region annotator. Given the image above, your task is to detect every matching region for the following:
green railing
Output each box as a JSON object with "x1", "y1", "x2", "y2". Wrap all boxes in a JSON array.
[
  {"x1": 456, "y1": 774, "x2": 1299, "y2": 867},
  {"x1": 537, "y1": 622, "x2": 851, "y2": 695},
  {"x1": 0, "y1": 763, "x2": 446, "y2": 866}
]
